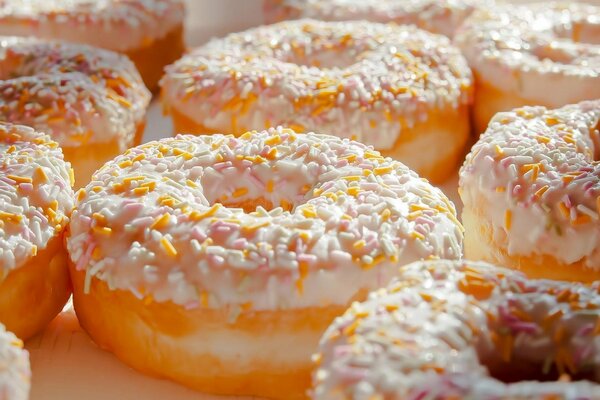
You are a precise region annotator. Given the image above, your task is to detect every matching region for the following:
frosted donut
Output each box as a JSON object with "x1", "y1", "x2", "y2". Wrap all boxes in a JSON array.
[
  {"x1": 67, "y1": 128, "x2": 463, "y2": 399},
  {"x1": 0, "y1": 123, "x2": 74, "y2": 341},
  {"x1": 313, "y1": 259, "x2": 600, "y2": 399},
  {"x1": 459, "y1": 101, "x2": 600, "y2": 282},
  {"x1": 0, "y1": 36, "x2": 151, "y2": 187},
  {"x1": 264, "y1": 0, "x2": 493, "y2": 38},
  {"x1": 0, "y1": 0, "x2": 185, "y2": 91},
  {"x1": 454, "y1": 2, "x2": 600, "y2": 133},
  {"x1": 0, "y1": 325, "x2": 30, "y2": 400},
  {"x1": 161, "y1": 20, "x2": 473, "y2": 183}
]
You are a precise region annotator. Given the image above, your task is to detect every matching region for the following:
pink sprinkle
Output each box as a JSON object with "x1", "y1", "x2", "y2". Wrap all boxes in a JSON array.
[
  {"x1": 232, "y1": 238, "x2": 248, "y2": 249},
  {"x1": 191, "y1": 227, "x2": 207, "y2": 242}
]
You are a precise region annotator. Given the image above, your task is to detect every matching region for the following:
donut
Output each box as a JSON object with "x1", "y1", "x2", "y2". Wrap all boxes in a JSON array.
[
  {"x1": 313, "y1": 259, "x2": 600, "y2": 399},
  {"x1": 454, "y1": 2, "x2": 600, "y2": 133},
  {"x1": 264, "y1": 0, "x2": 493, "y2": 38},
  {"x1": 0, "y1": 36, "x2": 151, "y2": 187},
  {"x1": 0, "y1": 123, "x2": 74, "y2": 341},
  {"x1": 160, "y1": 20, "x2": 473, "y2": 183},
  {"x1": 459, "y1": 101, "x2": 600, "y2": 282},
  {"x1": 0, "y1": 0, "x2": 185, "y2": 91},
  {"x1": 0, "y1": 324, "x2": 30, "y2": 400},
  {"x1": 66, "y1": 128, "x2": 463, "y2": 399}
]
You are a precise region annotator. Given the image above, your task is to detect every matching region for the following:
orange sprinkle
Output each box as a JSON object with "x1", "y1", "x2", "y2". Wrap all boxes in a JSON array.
[
  {"x1": 160, "y1": 237, "x2": 178, "y2": 258},
  {"x1": 534, "y1": 185, "x2": 549, "y2": 198},
  {"x1": 381, "y1": 209, "x2": 391, "y2": 221},
  {"x1": 232, "y1": 187, "x2": 248, "y2": 198},
  {"x1": 151, "y1": 213, "x2": 170, "y2": 230},
  {"x1": 266, "y1": 180, "x2": 274, "y2": 193},
  {"x1": 241, "y1": 221, "x2": 270, "y2": 234},
  {"x1": 558, "y1": 202, "x2": 571, "y2": 219},
  {"x1": 505, "y1": 210, "x2": 512, "y2": 230},
  {"x1": 7, "y1": 175, "x2": 32, "y2": 184},
  {"x1": 500, "y1": 334, "x2": 514, "y2": 362},
  {"x1": 385, "y1": 304, "x2": 399, "y2": 312},
  {"x1": 133, "y1": 186, "x2": 149, "y2": 196},
  {"x1": 347, "y1": 187, "x2": 360, "y2": 197},
  {"x1": 458, "y1": 278, "x2": 495, "y2": 300},
  {"x1": 266, "y1": 147, "x2": 278, "y2": 160},
  {"x1": 190, "y1": 204, "x2": 220, "y2": 221}
]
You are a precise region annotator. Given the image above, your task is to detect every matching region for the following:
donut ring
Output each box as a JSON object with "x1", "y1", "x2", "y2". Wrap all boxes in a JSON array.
[
  {"x1": 263, "y1": 0, "x2": 493, "y2": 38},
  {"x1": 313, "y1": 259, "x2": 600, "y2": 399},
  {"x1": 0, "y1": 123, "x2": 74, "y2": 341},
  {"x1": 455, "y1": 2, "x2": 600, "y2": 133},
  {"x1": 459, "y1": 101, "x2": 600, "y2": 282},
  {"x1": 0, "y1": 0, "x2": 185, "y2": 91},
  {"x1": 67, "y1": 128, "x2": 463, "y2": 399},
  {"x1": 0, "y1": 324, "x2": 30, "y2": 400},
  {"x1": 0, "y1": 36, "x2": 150, "y2": 187},
  {"x1": 161, "y1": 20, "x2": 473, "y2": 183}
]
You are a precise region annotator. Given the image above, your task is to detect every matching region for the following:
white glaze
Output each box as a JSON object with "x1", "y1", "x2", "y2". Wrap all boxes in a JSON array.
[
  {"x1": 67, "y1": 128, "x2": 463, "y2": 311},
  {"x1": 313, "y1": 260, "x2": 600, "y2": 399},
  {"x1": 0, "y1": 0, "x2": 184, "y2": 52},
  {"x1": 460, "y1": 101, "x2": 600, "y2": 268},
  {"x1": 0, "y1": 325, "x2": 29, "y2": 400},
  {"x1": 0, "y1": 123, "x2": 74, "y2": 278}
]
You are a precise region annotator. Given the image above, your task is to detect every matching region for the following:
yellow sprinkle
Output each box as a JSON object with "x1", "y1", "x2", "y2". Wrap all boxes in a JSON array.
[
  {"x1": 240, "y1": 131, "x2": 254, "y2": 140},
  {"x1": 363, "y1": 169, "x2": 372, "y2": 176},
  {"x1": 494, "y1": 145, "x2": 504, "y2": 156},
  {"x1": 69, "y1": 168, "x2": 75, "y2": 187},
  {"x1": 6, "y1": 145, "x2": 15, "y2": 154},
  {"x1": 160, "y1": 237, "x2": 178, "y2": 258},
  {"x1": 200, "y1": 291, "x2": 209, "y2": 307},
  {"x1": 190, "y1": 204, "x2": 220, "y2": 221},
  {"x1": 92, "y1": 212, "x2": 106, "y2": 224},
  {"x1": 0, "y1": 211, "x2": 21, "y2": 223},
  {"x1": 7, "y1": 175, "x2": 32, "y2": 184},
  {"x1": 347, "y1": 187, "x2": 360, "y2": 196},
  {"x1": 118, "y1": 160, "x2": 133, "y2": 169},
  {"x1": 93, "y1": 226, "x2": 112, "y2": 236},
  {"x1": 302, "y1": 207, "x2": 317, "y2": 218},
  {"x1": 495, "y1": 186, "x2": 506, "y2": 193},
  {"x1": 151, "y1": 213, "x2": 170, "y2": 230},
  {"x1": 505, "y1": 210, "x2": 512, "y2": 230},
  {"x1": 132, "y1": 153, "x2": 146, "y2": 162},
  {"x1": 92, "y1": 247, "x2": 103, "y2": 261},
  {"x1": 410, "y1": 231, "x2": 425, "y2": 241},
  {"x1": 381, "y1": 208, "x2": 391, "y2": 221},
  {"x1": 353, "y1": 240, "x2": 366, "y2": 250},
  {"x1": 133, "y1": 186, "x2": 149, "y2": 196},
  {"x1": 10, "y1": 339, "x2": 23, "y2": 349},
  {"x1": 232, "y1": 187, "x2": 249, "y2": 198},
  {"x1": 215, "y1": 153, "x2": 224, "y2": 162},
  {"x1": 76, "y1": 189, "x2": 86, "y2": 201},
  {"x1": 536, "y1": 135, "x2": 551, "y2": 144},
  {"x1": 242, "y1": 221, "x2": 270, "y2": 234},
  {"x1": 374, "y1": 166, "x2": 393, "y2": 175},
  {"x1": 342, "y1": 154, "x2": 357, "y2": 162},
  {"x1": 546, "y1": 116, "x2": 560, "y2": 126},
  {"x1": 342, "y1": 176, "x2": 361, "y2": 182},
  {"x1": 264, "y1": 135, "x2": 282, "y2": 146}
]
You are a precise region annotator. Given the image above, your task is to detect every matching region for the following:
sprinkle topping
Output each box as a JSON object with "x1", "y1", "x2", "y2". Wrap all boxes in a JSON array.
[
  {"x1": 313, "y1": 260, "x2": 600, "y2": 399},
  {"x1": 455, "y1": 2, "x2": 600, "y2": 104},
  {"x1": 0, "y1": 0, "x2": 184, "y2": 52},
  {"x1": 0, "y1": 123, "x2": 74, "y2": 280},
  {"x1": 0, "y1": 36, "x2": 150, "y2": 148},
  {"x1": 0, "y1": 324, "x2": 30, "y2": 400},
  {"x1": 460, "y1": 101, "x2": 600, "y2": 267},
  {"x1": 161, "y1": 19, "x2": 472, "y2": 150},
  {"x1": 67, "y1": 127, "x2": 463, "y2": 310},
  {"x1": 264, "y1": 0, "x2": 493, "y2": 38}
]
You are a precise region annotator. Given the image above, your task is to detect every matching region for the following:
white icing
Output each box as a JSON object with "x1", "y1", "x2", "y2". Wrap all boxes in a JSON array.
[
  {"x1": 67, "y1": 128, "x2": 463, "y2": 311},
  {"x1": 0, "y1": 0, "x2": 185, "y2": 52},
  {"x1": 0, "y1": 325, "x2": 29, "y2": 400},
  {"x1": 459, "y1": 101, "x2": 600, "y2": 268}
]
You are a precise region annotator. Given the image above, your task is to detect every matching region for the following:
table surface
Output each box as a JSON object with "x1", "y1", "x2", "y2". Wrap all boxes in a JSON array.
[{"x1": 26, "y1": 1, "x2": 462, "y2": 398}]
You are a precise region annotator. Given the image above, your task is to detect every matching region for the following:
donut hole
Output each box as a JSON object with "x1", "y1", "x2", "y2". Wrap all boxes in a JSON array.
[
  {"x1": 283, "y1": 46, "x2": 359, "y2": 69},
  {"x1": 198, "y1": 163, "x2": 314, "y2": 213},
  {"x1": 485, "y1": 360, "x2": 597, "y2": 384}
]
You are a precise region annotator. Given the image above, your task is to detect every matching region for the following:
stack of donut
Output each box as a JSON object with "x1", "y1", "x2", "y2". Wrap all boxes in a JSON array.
[{"x1": 0, "y1": 0, "x2": 598, "y2": 400}]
